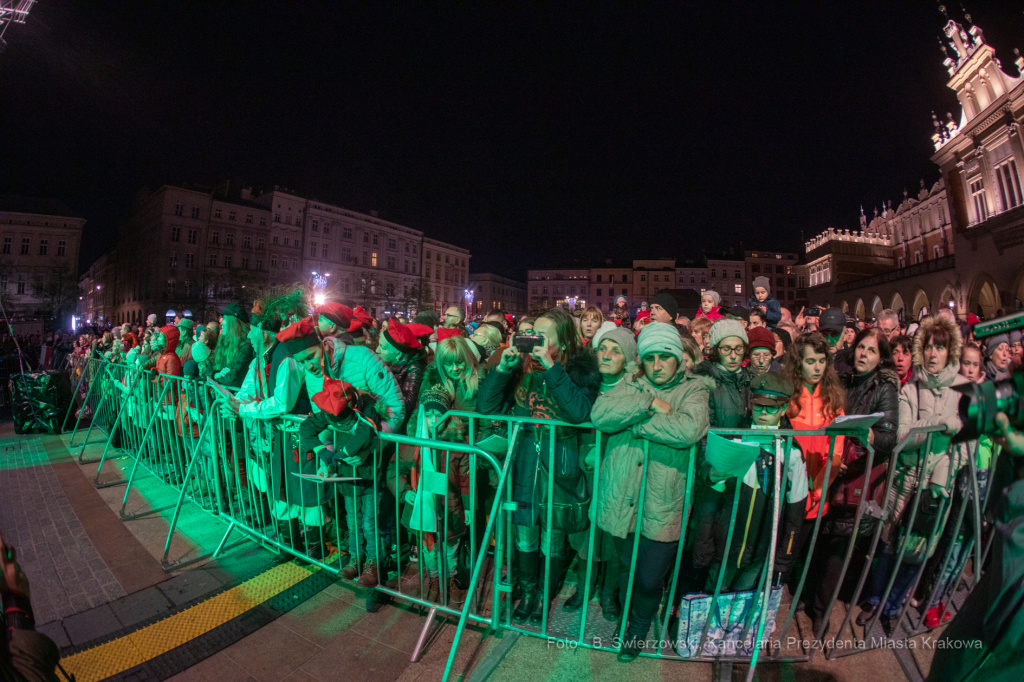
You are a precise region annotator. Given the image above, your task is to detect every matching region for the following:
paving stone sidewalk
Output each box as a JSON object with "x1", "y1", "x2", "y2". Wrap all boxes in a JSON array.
[{"x1": 0, "y1": 436, "x2": 126, "y2": 624}]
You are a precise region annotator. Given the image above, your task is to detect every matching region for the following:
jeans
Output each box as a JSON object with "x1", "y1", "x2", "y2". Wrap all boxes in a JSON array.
[
  {"x1": 514, "y1": 523, "x2": 566, "y2": 558},
  {"x1": 345, "y1": 489, "x2": 382, "y2": 563},
  {"x1": 613, "y1": 533, "x2": 678, "y2": 638},
  {"x1": 866, "y1": 546, "x2": 919, "y2": 617}
]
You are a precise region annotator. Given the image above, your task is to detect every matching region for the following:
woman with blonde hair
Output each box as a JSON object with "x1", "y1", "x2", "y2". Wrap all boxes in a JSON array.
[{"x1": 690, "y1": 317, "x2": 712, "y2": 356}]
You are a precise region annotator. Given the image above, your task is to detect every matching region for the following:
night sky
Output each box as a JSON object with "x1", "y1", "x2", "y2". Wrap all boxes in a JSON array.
[{"x1": 2, "y1": 2, "x2": 1023, "y2": 279}]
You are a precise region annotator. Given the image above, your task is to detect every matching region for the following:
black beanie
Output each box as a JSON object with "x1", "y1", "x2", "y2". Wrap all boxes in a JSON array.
[{"x1": 650, "y1": 292, "x2": 679, "y2": 320}]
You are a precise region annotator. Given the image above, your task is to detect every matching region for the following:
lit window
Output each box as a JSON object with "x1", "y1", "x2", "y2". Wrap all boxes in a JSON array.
[
  {"x1": 734, "y1": 283, "x2": 742, "y2": 294},
  {"x1": 995, "y1": 160, "x2": 1023, "y2": 210},
  {"x1": 970, "y1": 179, "x2": 989, "y2": 223}
]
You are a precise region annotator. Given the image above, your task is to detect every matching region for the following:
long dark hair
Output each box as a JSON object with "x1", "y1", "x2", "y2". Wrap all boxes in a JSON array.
[{"x1": 783, "y1": 332, "x2": 845, "y2": 420}]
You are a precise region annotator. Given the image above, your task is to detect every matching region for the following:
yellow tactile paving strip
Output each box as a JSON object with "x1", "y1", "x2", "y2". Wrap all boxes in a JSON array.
[{"x1": 60, "y1": 562, "x2": 315, "y2": 682}]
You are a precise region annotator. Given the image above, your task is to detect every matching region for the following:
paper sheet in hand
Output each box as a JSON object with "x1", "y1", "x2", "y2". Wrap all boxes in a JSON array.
[
  {"x1": 826, "y1": 413, "x2": 883, "y2": 432},
  {"x1": 290, "y1": 473, "x2": 361, "y2": 483},
  {"x1": 476, "y1": 434, "x2": 509, "y2": 455},
  {"x1": 207, "y1": 379, "x2": 236, "y2": 401},
  {"x1": 705, "y1": 432, "x2": 762, "y2": 479}
]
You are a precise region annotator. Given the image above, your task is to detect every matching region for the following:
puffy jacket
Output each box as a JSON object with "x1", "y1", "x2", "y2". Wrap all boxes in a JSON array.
[
  {"x1": 788, "y1": 383, "x2": 845, "y2": 519},
  {"x1": 747, "y1": 295, "x2": 782, "y2": 326},
  {"x1": 695, "y1": 305, "x2": 724, "y2": 322},
  {"x1": 591, "y1": 369, "x2": 711, "y2": 542},
  {"x1": 897, "y1": 314, "x2": 967, "y2": 489},
  {"x1": 390, "y1": 350, "x2": 427, "y2": 433},
  {"x1": 477, "y1": 351, "x2": 600, "y2": 527},
  {"x1": 323, "y1": 336, "x2": 405, "y2": 432},
  {"x1": 155, "y1": 326, "x2": 183, "y2": 378},
  {"x1": 839, "y1": 367, "x2": 899, "y2": 468}
]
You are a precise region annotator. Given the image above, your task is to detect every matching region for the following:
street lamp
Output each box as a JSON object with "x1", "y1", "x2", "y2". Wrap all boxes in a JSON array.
[
  {"x1": 464, "y1": 288, "x2": 474, "y2": 319},
  {"x1": 567, "y1": 295, "x2": 578, "y2": 312}
]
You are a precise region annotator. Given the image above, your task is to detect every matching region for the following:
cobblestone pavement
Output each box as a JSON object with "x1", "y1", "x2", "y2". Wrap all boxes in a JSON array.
[{"x1": 0, "y1": 436, "x2": 126, "y2": 624}]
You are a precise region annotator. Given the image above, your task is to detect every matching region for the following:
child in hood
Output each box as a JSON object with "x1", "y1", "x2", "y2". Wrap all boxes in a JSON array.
[
  {"x1": 747, "y1": 276, "x2": 782, "y2": 328},
  {"x1": 695, "y1": 290, "x2": 724, "y2": 322}
]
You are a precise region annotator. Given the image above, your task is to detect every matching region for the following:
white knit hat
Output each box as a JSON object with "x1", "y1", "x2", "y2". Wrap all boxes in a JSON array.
[
  {"x1": 703, "y1": 290, "x2": 722, "y2": 306},
  {"x1": 708, "y1": 319, "x2": 748, "y2": 349},
  {"x1": 637, "y1": 321, "x2": 684, "y2": 362}
]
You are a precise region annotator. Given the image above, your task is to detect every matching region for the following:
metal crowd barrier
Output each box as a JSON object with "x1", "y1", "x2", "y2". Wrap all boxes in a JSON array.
[{"x1": 63, "y1": 370, "x2": 996, "y2": 682}]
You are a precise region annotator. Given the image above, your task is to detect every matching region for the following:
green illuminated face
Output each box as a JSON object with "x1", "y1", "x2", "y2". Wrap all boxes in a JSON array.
[{"x1": 152, "y1": 332, "x2": 167, "y2": 351}]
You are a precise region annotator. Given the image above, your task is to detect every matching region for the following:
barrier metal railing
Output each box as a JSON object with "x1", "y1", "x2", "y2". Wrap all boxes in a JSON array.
[{"x1": 62, "y1": 365, "x2": 996, "y2": 682}]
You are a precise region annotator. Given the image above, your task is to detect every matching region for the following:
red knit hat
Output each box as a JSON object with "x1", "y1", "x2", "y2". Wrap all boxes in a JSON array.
[
  {"x1": 348, "y1": 305, "x2": 374, "y2": 332},
  {"x1": 383, "y1": 318, "x2": 421, "y2": 351},
  {"x1": 314, "y1": 302, "x2": 353, "y2": 329},
  {"x1": 276, "y1": 317, "x2": 319, "y2": 353},
  {"x1": 406, "y1": 323, "x2": 434, "y2": 339},
  {"x1": 437, "y1": 328, "x2": 461, "y2": 342},
  {"x1": 746, "y1": 326, "x2": 776, "y2": 352},
  {"x1": 312, "y1": 377, "x2": 359, "y2": 416}
]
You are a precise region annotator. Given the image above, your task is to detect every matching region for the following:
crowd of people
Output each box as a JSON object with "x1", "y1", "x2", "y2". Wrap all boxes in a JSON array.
[{"x1": 62, "y1": 279, "x2": 1023, "y2": 666}]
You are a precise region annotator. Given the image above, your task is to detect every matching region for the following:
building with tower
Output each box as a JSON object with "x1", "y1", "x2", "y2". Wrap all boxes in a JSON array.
[{"x1": 802, "y1": 5, "x2": 1024, "y2": 321}]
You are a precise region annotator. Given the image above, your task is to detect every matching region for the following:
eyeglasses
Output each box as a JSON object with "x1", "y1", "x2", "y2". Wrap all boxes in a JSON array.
[
  {"x1": 753, "y1": 403, "x2": 784, "y2": 412},
  {"x1": 718, "y1": 345, "x2": 745, "y2": 356}
]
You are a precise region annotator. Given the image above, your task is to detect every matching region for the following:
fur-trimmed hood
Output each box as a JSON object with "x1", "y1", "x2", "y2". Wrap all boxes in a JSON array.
[
  {"x1": 912, "y1": 314, "x2": 962, "y2": 369},
  {"x1": 563, "y1": 348, "x2": 602, "y2": 399}
]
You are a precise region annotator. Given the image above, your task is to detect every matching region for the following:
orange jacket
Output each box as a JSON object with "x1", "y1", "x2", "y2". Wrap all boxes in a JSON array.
[{"x1": 788, "y1": 383, "x2": 844, "y2": 519}]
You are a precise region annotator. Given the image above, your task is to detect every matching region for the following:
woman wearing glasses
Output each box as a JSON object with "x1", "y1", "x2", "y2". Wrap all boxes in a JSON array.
[{"x1": 685, "y1": 319, "x2": 754, "y2": 594}]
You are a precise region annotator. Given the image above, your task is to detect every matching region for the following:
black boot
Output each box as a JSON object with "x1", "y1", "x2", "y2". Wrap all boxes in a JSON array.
[
  {"x1": 563, "y1": 559, "x2": 596, "y2": 612},
  {"x1": 303, "y1": 525, "x2": 324, "y2": 560},
  {"x1": 512, "y1": 551, "x2": 539, "y2": 623},
  {"x1": 531, "y1": 554, "x2": 569, "y2": 624}
]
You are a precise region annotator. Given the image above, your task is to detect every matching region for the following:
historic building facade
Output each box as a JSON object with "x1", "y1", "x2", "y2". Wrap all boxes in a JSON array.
[
  {"x1": 803, "y1": 10, "x2": 1024, "y2": 322},
  {"x1": 0, "y1": 197, "x2": 84, "y2": 323},
  {"x1": 83, "y1": 184, "x2": 470, "y2": 325}
]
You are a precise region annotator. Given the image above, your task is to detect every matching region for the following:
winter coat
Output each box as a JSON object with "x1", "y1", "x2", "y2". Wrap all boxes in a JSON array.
[
  {"x1": 838, "y1": 367, "x2": 900, "y2": 471},
  {"x1": 322, "y1": 336, "x2": 405, "y2": 432},
  {"x1": 477, "y1": 351, "x2": 601, "y2": 527},
  {"x1": 747, "y1": 296, "x2": 782, "y2": 326},
  {"x1": 825, "y1": 367, "x2": 899, "y2": 536},
  {"x1": 390, "y1": 350, "x2": 427, "y2": 433},
  {"x1": 695, "y1": 305, "x2": 724, "y2": 322},
  {"x1": 883, "y1": 314, "x2": 967, "y2": 546},
  {"x1": 155, "y1": 326, "x2": 183, "y2": 378},
  {"x1": 788, "y1": 383, "x2": 845, "y2": 519},
  {"x1": 896, "y1": 314, "x2": 967, "y2": 488},
  {"x1": 591, "y1": 369, "x2": 711, "y2": 542}
]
